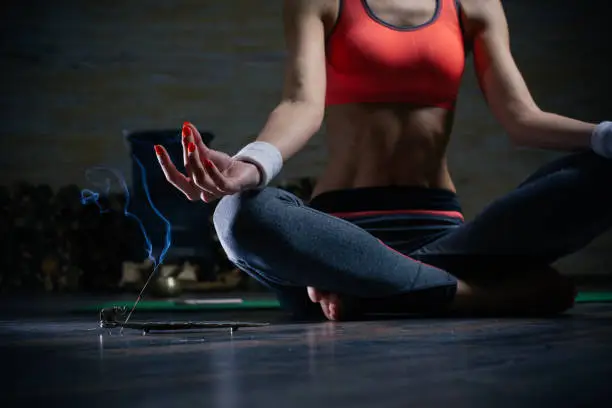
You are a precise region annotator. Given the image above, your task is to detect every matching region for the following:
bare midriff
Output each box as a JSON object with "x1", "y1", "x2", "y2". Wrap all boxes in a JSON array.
[{"x1": 312, "y1": 103, "x2": 457, "y2": 197}]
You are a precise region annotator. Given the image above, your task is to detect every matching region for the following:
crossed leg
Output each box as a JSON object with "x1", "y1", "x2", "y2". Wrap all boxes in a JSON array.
[
  {"x1": 214, "y1": 152, "x2": 612, "y2": 320},
  {"x1": 309, "y1": 152, "x2": 612, "y2": 319}
]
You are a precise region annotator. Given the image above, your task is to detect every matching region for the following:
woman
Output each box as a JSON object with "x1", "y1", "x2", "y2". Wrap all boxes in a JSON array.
[{"x1": 154, "y1": 0, "x2": 612, "y2": 321}]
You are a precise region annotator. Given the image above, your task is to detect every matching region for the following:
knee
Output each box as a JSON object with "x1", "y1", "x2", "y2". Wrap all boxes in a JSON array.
[
  {"x1": 212, "y1": 188, "x2": 286, "y2": 260},
  {"x1": 212, "y1": 191, "x2": 259, "y2": 259}
]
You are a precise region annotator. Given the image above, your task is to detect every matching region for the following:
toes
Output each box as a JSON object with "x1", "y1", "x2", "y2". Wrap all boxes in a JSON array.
[
  {"x1": 327, "y1": 294, "x2": 342, "y2": 321},
  {"x1": 307, "y1": 287, "x2": 322, "y2": 303},
  {"x1": 319, "y1": 299, "x2": 334, "y2": 320},
  {"x1": 307, "y1": 287, "x2": 345, "y2": 321},
  {"x1": 322, "y1": 294, "x2": 343, "y2": 321}
]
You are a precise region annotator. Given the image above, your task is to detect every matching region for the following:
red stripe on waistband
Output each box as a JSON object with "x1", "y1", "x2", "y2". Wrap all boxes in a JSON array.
[{"x1": 328, "y1": 209, "x2": 464, "y2": 221}]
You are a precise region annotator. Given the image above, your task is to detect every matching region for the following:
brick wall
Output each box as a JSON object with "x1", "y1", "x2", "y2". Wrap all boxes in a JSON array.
[{"x1": 1, "y1": 0, "x2": 611, "y2": 275}]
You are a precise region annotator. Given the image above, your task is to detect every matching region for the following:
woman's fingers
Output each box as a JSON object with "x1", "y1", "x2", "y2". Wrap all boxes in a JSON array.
[
  {"x1": 184, "y1": 121, "x2": 234, "y2": 170},
  {"x1": 198, "y1": 159, "x2": 240, "y2": 203},
  {"x1": 181, "y1": 123, "x2": 191, "y2": 167},
  {"x1": 163, "y1": 121, "x2": 242, "y2": 203},
  {"x1": 154, "y1": 145, "x2": 200, "y2": 201},
  {"x1": 182, "y1": 122, "x2": 209, "y2": 164},
  {"x1": 187, "y1": 142, "x2": 226, "y2": 195},
  {"x1": 205, "y1": 158, "x2": 239, "y2": 193},
  {"x1": 184, "y1": 121, "x2": 208, "y2": 152},
  {"x1": 156, "y1": 139, "x2": 230, "y2": 203},
  {"x1": 199, "y1": 190, "x2": 218, "y2": 203}
]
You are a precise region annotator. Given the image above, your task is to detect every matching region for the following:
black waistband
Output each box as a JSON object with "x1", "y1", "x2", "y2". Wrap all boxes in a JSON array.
[{"x1": 308, "y1": 186, "x2": 462, "y2": 213}]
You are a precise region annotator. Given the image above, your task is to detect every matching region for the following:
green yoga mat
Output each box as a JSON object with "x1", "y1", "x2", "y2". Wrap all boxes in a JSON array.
[
  {"x1": 76, "y1": 298, "x2": 282, "y2": 312},
  {"x1": 575, "y1": 292, "x2": 612, "y2": 303},
  {"x1": 75, "y1": 292, "x2": 612, "y2": 313}
]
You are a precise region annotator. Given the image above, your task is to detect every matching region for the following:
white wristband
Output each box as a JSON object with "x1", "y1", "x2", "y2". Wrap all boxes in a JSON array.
[
  {"x1": 591, "y1": 121, "x2": 612, "y2": 159},
  {"x1": 233, "y1": 141, "x2": 283, "y2": 187}
]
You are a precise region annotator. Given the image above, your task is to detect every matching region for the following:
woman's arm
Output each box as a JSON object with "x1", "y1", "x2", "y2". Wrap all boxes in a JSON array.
[
  {"x1": 155, "y1": 0, "x2": 328, "y2": 197},
  {"x1": 231, "y1": 0, "x2": 328, "y2": 187},
  {"x1": 252, "y1": 0, "x2": 327, "y2": 160},
  {"x1": 462, "y1": 0, "x2": 598, "y2": 151}
]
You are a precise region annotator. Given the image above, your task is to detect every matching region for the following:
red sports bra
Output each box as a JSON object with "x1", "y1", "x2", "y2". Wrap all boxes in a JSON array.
[{"x1": 325, "y1": 0, "x2": 466, "y2": 109}]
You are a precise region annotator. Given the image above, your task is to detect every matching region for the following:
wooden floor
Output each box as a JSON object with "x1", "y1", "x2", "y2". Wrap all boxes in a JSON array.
[{"x1": 1, "y1": 298, "x2": 612, "y2": 408}]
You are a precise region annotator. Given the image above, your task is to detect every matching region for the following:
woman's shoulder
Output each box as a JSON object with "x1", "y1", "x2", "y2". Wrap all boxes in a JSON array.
[
  {"x1": 283, "y1": 0, "x2": 340, "y2": 35},
  {"x1": 457, "y1": 0, "x2": 506, "y2": 25},
  {"x1": 284, "y1": 0, "x2": 338, "y2": 18}
]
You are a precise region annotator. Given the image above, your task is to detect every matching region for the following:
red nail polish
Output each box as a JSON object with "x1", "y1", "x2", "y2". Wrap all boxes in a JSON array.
[
  {"x1": 154, "y1": 145, "x2": 163, "y2": 155},
  {"x1": 188, "y1": 142, "x2": 196, "y2": 153},
  {"x1": 182, "y1": 125, "x2": 191, "y2": 139},
  {"x1": 204, "y1": 159, "x2": 213, "y2": 168}
]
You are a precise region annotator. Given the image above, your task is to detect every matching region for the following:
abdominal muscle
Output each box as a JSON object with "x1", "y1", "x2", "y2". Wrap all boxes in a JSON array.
[{"x1": 311, "y1": 102, "x2": 458, "y2": 197}]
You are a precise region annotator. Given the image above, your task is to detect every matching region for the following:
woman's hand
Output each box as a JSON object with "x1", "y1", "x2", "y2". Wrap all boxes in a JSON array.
[{"x1": 154, "y1": 122, "x2": 261, "y2": 202}]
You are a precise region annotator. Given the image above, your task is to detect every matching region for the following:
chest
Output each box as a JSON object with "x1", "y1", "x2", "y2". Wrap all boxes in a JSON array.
[
  {"x1": 323, "y1": 0, "x2": 443, "y2": 33},
  {"x1": 326, "y1": 0, "x2": 463, "y2": 73}
]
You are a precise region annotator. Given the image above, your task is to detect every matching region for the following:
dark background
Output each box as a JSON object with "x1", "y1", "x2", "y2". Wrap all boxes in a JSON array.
[{"x1": 0, "y1": 0, "x2": 610, "y2": 289}]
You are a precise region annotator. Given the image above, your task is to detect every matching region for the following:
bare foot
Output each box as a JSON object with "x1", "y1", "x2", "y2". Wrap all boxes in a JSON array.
[
  {"x1": 307, "y1": 287, "x2": 344, "y2": 321},
  {"x1": 452, "y1": 267, "x2": 577, "y2": 316},
  {"x1": 306, "y1": 267, "x2": 577, "y2": 320}
]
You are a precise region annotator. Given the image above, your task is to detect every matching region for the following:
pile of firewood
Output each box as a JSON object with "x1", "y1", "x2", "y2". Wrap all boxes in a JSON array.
[
  {"x1": 0, "y1": 182, "x2": 144, "y2": 293},
  {"x1": 0, "y1": 177, "x2": 315, "y2": 293}
]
